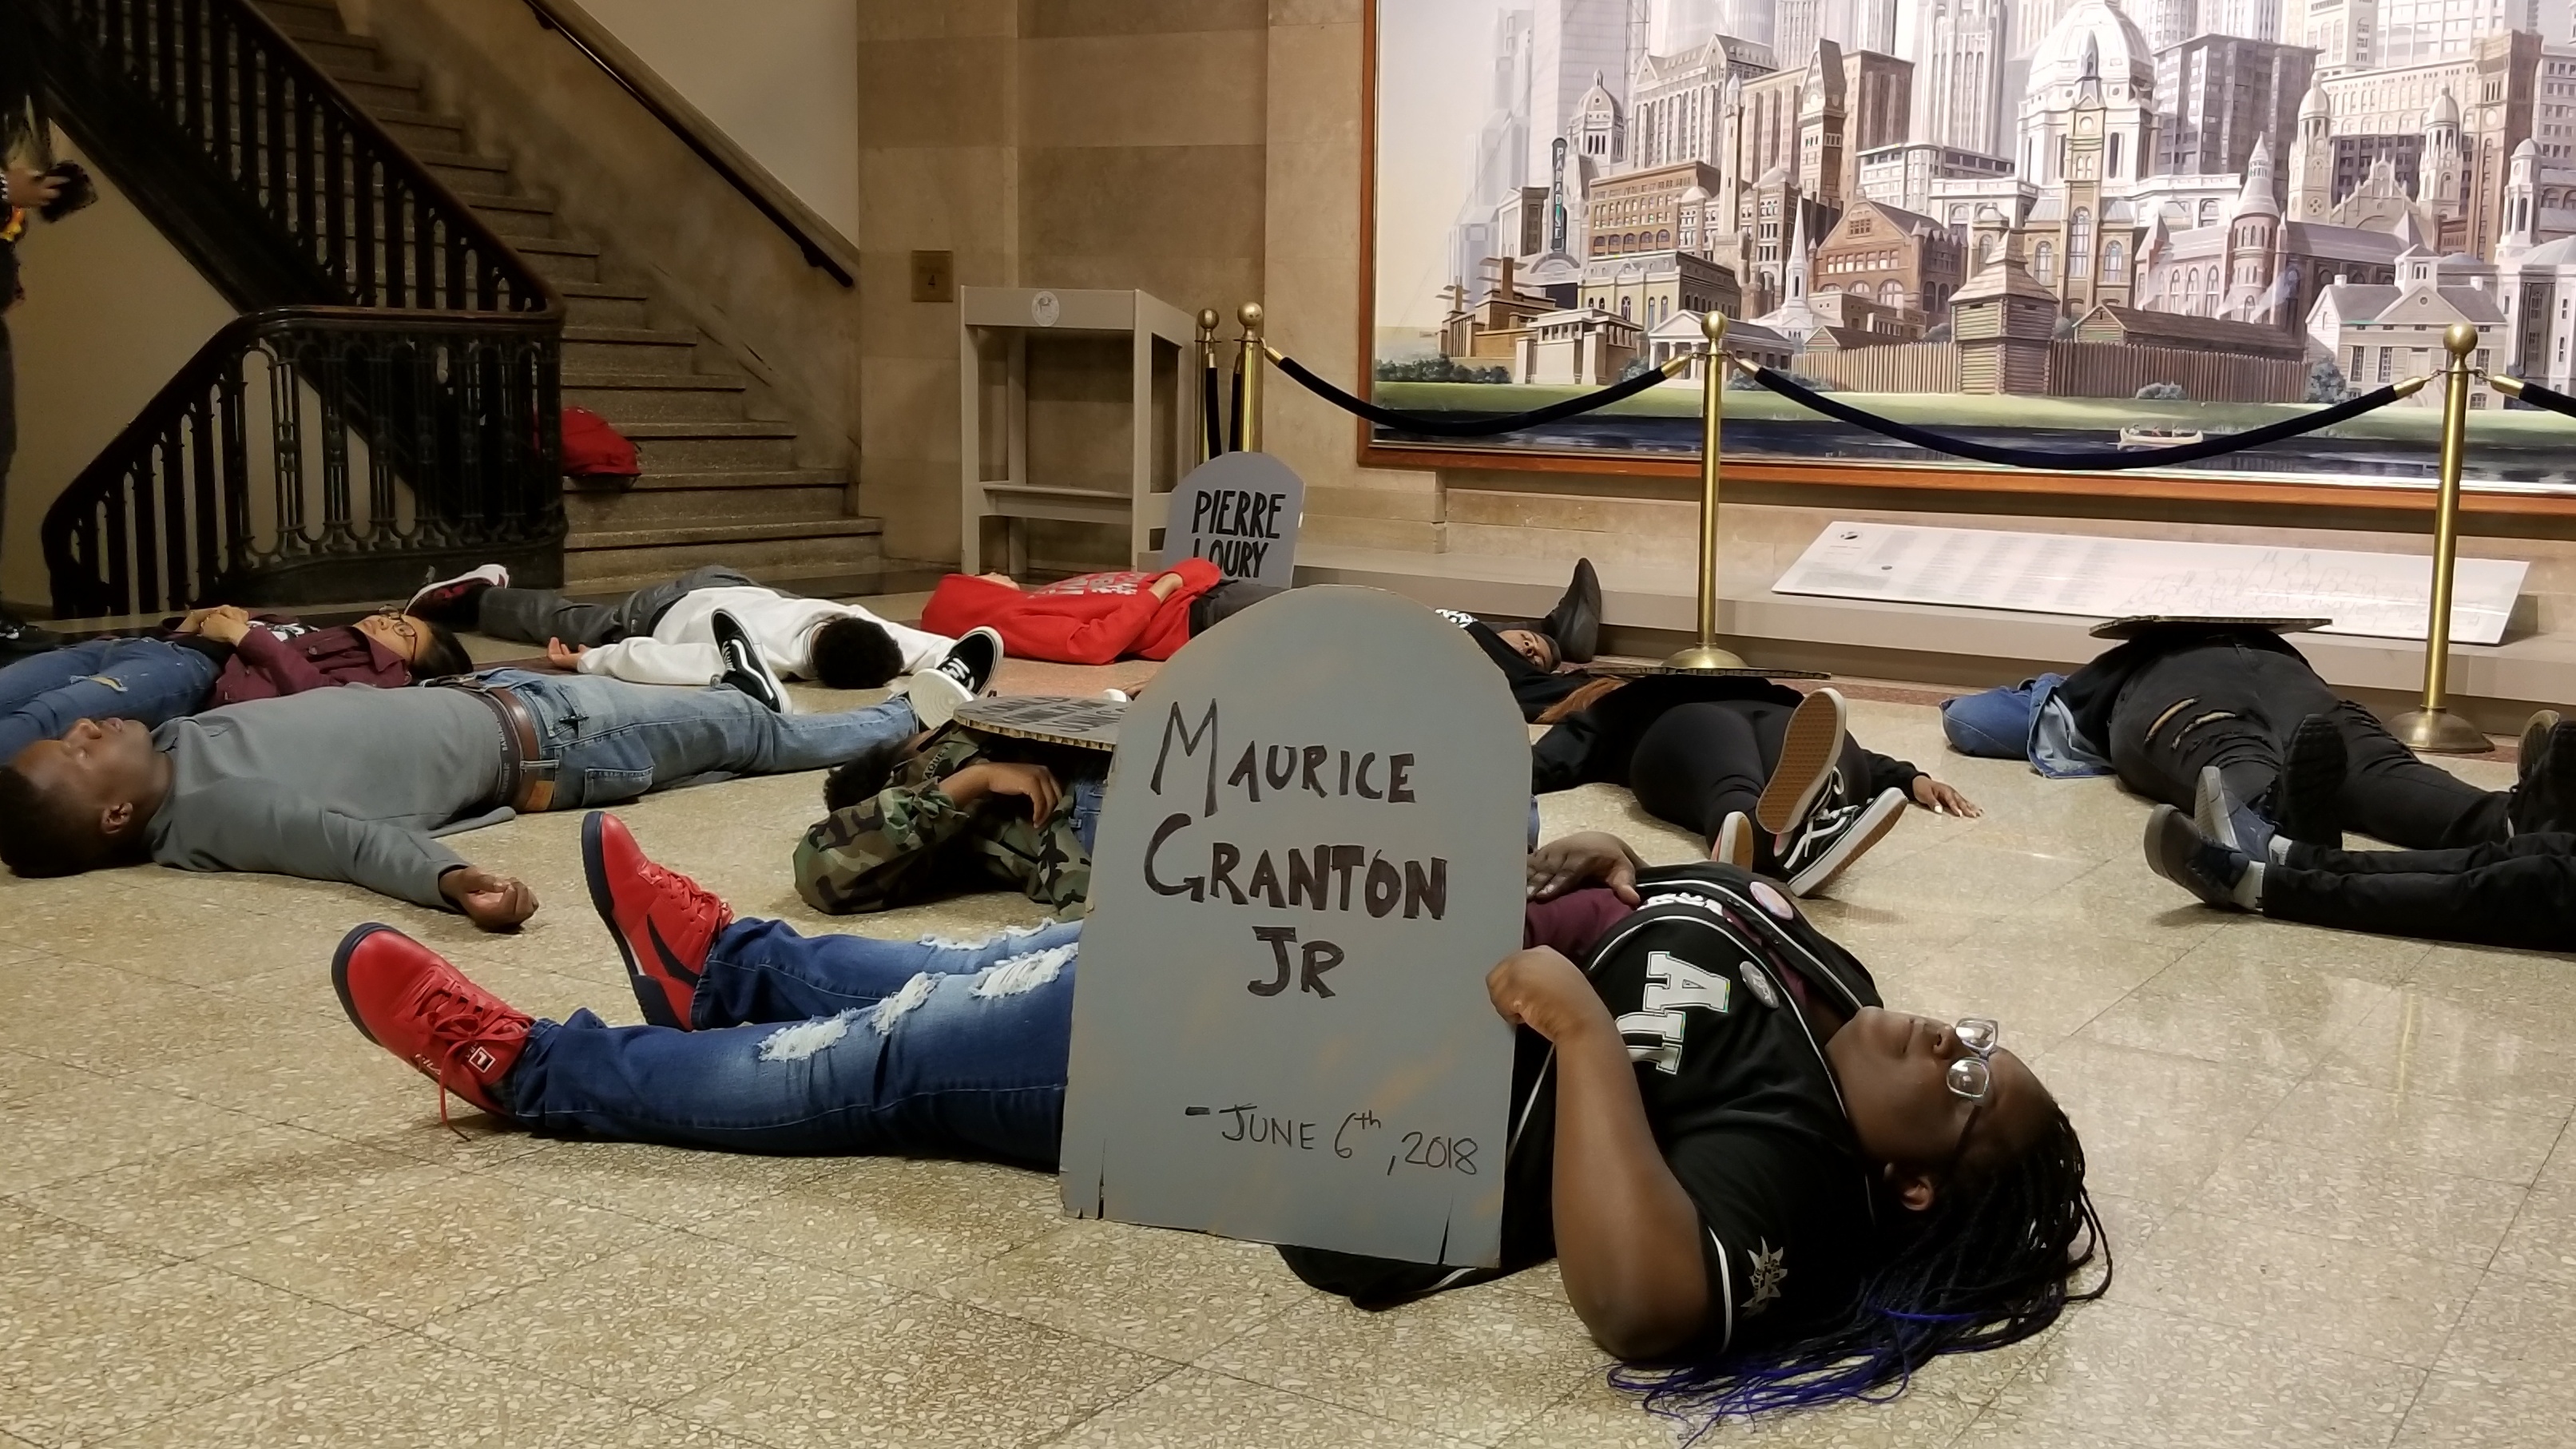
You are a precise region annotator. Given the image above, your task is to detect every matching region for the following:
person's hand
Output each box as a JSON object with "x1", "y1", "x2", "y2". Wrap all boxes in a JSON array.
[
  {"x1": 4, "y1": 164, "x2": 62, "y2": 212},
  {"x1": 977, "y1": 572, "x2": 1024, "y2": 590},
  {"x1": 1149, "y1": 571, "x2": 1187, "y2": 601},
  {"x1": 546, "y1": 637, "x2": 588, "y2": 669},
  {"x1": 1527, "y1": 830, "x2": 1643, "y2": 904},
  {"x1": 175, "y1": 607, "x2": 213, "y2": 634},
  {"x1": 1486, "y1": 947, "x2": 1614, "y2": 1043},
  {"x1": 194, "y1": 605, "x2": 253, "y2": 645},
  {"x1": 440, "y1": 866, "x2": 538, "y2": 930},
  {"x1": 951, "y1": 761, "x2": 1062, "y2": 820},
  {"x1": 1911, "y1": 776, "x2": 1983, "y2": 818}
]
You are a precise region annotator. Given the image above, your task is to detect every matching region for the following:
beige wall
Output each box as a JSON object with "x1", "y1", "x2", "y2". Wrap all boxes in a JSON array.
[
  {"x1": 581, "y1": 0, "x2": 861, "y2": 240},
  {"x1": 3, "y1": 136, "x2": 236, "y2": 609}
]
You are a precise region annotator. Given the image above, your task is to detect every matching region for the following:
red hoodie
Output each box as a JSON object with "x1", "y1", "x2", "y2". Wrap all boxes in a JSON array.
[{"x1": 922, "y1": 558, "x2": 1224, "y2": 665}]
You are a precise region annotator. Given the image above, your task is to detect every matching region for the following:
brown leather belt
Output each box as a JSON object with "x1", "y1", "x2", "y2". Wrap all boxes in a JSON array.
[{"x1": 443, "y1": 681, "x2": 556, "y2": 814}]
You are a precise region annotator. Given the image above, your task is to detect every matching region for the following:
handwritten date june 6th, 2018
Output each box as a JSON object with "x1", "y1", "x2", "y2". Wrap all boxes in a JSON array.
[{"x1": 1181, "y1": 1104, "x2": 1479, "y2": 1176}]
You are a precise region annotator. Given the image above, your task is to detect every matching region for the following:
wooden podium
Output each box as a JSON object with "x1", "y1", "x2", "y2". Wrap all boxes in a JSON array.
[{"x1": 958, "y1": 287, "x2": 1198, "y2": 575}]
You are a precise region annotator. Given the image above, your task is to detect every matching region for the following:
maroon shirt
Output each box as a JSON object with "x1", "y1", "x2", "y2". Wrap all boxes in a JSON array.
[{"x1": 204, "y1": 621, "x2": 412, "y2": 706}]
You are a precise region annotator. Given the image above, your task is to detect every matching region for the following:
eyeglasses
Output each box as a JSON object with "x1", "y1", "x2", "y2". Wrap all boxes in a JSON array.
[{"x1": 1945, "y1": 1017, "x2": 2002, "y2": 1102}]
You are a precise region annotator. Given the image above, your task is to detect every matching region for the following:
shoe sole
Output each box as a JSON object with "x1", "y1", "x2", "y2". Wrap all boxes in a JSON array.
[
  {"x1": 1713, "y1": 811, "x2": 1755, "y2": 871},
  {"x1": 331, "y1": 923, "x2": 401, "y2": 1044},
  {"x1": 2521, "y1": 710, "x2": 2562, "y2": 769},
  {"x1": 2192, "y1": 764, "x2": 2239, "y2": 852},
  {"x1": 2141, "y1": 806, "x2": 2181, "y2": 885},
  {"x1": 1787, "y1": 788, "x2": 1907, "y2": 897},
  {"x1": 403, "y1": 563, "x2": 506, "y2": 617},
  {"x1": 1757, "y1": 689, "x2": 1848, "y2": 836}
]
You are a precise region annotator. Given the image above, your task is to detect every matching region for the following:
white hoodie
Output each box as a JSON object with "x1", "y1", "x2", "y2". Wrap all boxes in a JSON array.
[{"x1": 574, "y1": 586, "x2": 952, "y2": 688}]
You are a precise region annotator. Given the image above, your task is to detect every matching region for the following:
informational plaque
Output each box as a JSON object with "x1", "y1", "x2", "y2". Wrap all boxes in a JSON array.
[
  {"x1": 1161, "y1": 451, "x2": 1304, "y2": 589},
  {"x1": 1773, "y1": 521, "x2": 2528, "y2": 645},
  {"x1": 1061, "y1": 586, "x2": 1526, "y2": 1265}
]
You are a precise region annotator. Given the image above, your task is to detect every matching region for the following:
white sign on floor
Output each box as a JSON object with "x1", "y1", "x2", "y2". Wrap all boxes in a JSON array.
[
  {"x1": 1772, "y1": 521, "x2": 2529, "y2": 645},
  {"x1": 1060, "y1": 586, "x2": 1526, "y2": 1266}
]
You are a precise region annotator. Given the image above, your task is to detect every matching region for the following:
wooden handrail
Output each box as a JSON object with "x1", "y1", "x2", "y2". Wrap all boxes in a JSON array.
[{"x1": 518, "y1": 0, "x2": 858, "y2": 287}]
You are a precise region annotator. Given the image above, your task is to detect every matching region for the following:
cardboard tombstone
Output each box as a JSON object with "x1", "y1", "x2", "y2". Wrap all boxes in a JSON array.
[
  {"x1": 1061, "y1": 586, "x2": 1528, "y2": 1266},
  {"x1": 953, "y1": 694, "x2": 1126, "y2": 752},
  {"x1": 1161, "y1": 452, "x2": 1304, "y2": 589}
]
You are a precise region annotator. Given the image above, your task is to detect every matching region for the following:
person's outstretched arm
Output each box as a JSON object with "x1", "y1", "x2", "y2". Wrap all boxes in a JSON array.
[
  {"x1": 1487, "y1": 947, "x2": 1709, "y2": 1359},
  {"x1": 157, "y1": 780, "x2": 536, "y2": 927}
]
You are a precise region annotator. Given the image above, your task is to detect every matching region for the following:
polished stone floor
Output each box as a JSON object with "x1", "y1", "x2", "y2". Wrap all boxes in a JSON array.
[{"x1": 4, "y1": 643, "x2": 2573, "y2": 1447}]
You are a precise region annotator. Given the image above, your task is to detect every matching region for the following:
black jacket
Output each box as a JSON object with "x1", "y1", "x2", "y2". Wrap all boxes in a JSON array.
[{"x1": 2053, "y1": 625, "x2": 2308, "y2": 753}]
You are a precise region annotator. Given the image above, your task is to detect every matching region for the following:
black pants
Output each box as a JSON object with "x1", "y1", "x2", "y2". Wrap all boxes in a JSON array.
[
  {"x1": 1188, "y1": 578, "x2": 1280, "y2": 635},
  {"x1": 476, "y1": 564, "x2": 758, "y2": 648},
  {"x1": 2107, "y1": 642, "x2": 2503, "y2": 848},
  {"x1": 2268, "y1": 835, "x2": 2576, "y2": 951},
  {"x1": 1625, "y1": 701, "x2": 1871, "y2": 862}
]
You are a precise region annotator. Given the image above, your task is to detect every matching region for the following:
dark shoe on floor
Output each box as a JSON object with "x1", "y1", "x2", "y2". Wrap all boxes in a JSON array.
[
  {"x1": 2509, "y1": 710, "x2": 2574, "y2": 835},
  {"x1": 333, "y1": 923, "x2": 531, "y2": 1121},
  {"x1": 904, "y1": 625, "x2": 1003, "y2": 729},
  {"x1": 1777, "y1": 783, "x2": 1907, "y2": 897},
  {"x1": 710, "y1": 609, "x2": 790, "y2": 713},
  {"x1": 0, "y1": 610, "x2": 63, "y2": 654},
  {"x1": 2143, "y1": 804, "x2": 2253, "y2": 912},
  {"x1": 1756, "y1": 687, "x2": 1849, "y2": 837},
  {"x1": 2275, "y1": 714, "x2": 2346, "y2": 848},
  {"x1": 1540, "y1": 557, "x2": 1602, "y2": 664},
  {"x1": 584, "y1": 811, "x2": 732, "y2": 1030},
  {"x1": 403, "y1": 563, "x2": 507, "y2": 625},
  {"x1": 2193, "y1": 764, "x2": 2278, "y2": 861}
]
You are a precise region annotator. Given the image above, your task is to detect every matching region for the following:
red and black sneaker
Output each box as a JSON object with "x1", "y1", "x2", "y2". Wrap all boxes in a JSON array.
[
  {"x1": 403, "y1": 563, "x2": 508, "y2": 625},
  {"x1": 332, "y1": 923, "x2": 531, "y2": 1124},
  {"x1": 583, "y1": 811, "x2": 732, "y2": 1030}
]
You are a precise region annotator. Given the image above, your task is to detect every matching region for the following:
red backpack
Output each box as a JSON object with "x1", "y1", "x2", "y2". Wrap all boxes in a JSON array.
[{"x1": 562, "y1": 406, "x2": 642, "y2": 479}]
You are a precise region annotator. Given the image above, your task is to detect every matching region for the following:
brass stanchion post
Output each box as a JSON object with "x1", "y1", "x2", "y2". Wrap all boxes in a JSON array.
[
  {"x1": 1236, "y1": 303, "x2": 1265, "y2": 454},
  {"x1": 1196, "y1": 308, "x2": 1221, "y2": 465},
  {"x1": 2389, "y1": 322, "x2": 2494, "y2": 754},
  {"x1": 1665, "y1": 313, "x2": 1745, "y2": 671}
]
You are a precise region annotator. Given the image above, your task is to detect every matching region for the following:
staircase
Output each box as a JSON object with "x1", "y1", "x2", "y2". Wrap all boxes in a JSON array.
[{"x1": 249, "y1": 0, "x2": 880, "y2": 591}]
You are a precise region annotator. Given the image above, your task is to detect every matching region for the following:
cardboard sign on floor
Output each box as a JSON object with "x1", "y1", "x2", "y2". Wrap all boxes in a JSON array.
[
  {"x1": 1161, "y1": 451, "x2": 1304, "y2": 589},
  {"x1": 1061, "y1": 586, "x2": 1527, "y2": 1265}
]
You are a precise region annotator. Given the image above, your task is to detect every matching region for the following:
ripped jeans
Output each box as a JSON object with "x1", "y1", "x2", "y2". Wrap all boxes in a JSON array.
[
  {"x1": 503, "y1": 917, "x2": 1082, "y2": 1165},
  {"x1": 0, "y1": 637, "x2": 218, "y2": 760}
]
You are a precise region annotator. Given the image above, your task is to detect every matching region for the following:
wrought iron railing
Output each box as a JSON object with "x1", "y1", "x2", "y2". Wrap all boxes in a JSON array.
[{"x1": 25, "y1": 0, "x2": 564, "y2": 617}]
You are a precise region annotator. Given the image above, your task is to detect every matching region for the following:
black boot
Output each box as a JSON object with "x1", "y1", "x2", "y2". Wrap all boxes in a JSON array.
[
  {"x1": 0, "y1": 609, "x2": 63, "y2": 656},
  {"x1": 2273, "y1": 714, "x2": 2345, "y2": 848},
  {"x1": 2509, "y1": 714, "x2": 2576, "y2": 835},
  {"x1": 1539, "y1": 558, "x2": 1601, "y2": 665}
]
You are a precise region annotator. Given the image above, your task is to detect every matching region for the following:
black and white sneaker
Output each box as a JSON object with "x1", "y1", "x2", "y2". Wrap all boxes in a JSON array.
[
  {"x1": 709, "y1": 609, "x2": 791, "y2": 713},
  {"x1": 1756, "y1": 687, "x2": 1849, "y2": 840},
  {"x1": 0, "y1": 610, "x2": 62, "y2": 654},
  {"x1": 404, "y1": 563, "x2": 508, "y2": 624},
  {"x1": 2144, "y1": 804, "x2": 2255, "y2": 912},
  {"x1": 1773, "y1": 777, "x2": 1908, "y2": 897},
  {"x1": 903, "y1": 626, "x2": 1002, "y2": 729}
]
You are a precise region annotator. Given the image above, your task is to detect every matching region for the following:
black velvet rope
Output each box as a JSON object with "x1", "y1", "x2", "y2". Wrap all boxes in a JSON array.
[
  {"x1": 2505, "y1": 377, "x2": 2576, "y2": 420},
  {"x1": 1203, "y1": 360, "x2": 1224, "y2": 459},
  {"x1": 1744, "y1": 367, "x2": 2413, "y2": 471},
  {"x1": 1272, "y1": 352, "x2": 1681, "y2": 437},
  {"x1": 1228, "y1": 366, "x2": 1246, "y2": 454}
]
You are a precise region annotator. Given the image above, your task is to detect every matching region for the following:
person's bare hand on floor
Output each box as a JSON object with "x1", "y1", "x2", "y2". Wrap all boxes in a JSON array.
[
  {"x1": 1911, "y1": 777, "x2": 1983, "y2": 818},
  {"x1": 546, "y1": 637, "x2": 588, "y2": 669},
  {"x1": 441, "y1": 865, "x2": 538, "y2": 930}
]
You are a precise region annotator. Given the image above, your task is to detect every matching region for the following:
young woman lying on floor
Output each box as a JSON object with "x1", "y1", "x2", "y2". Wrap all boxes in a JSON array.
[{"x1": 332, "y1": 812, "x2": 2107, "y2": 1422}]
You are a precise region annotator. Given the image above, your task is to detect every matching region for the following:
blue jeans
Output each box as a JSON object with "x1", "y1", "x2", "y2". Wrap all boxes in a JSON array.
[
  {"x1": 505, "y1": 918, "x2": 1083, "y2": 1165},
  {"x1": 0, "y1": 638, "x2": 218, "y2": 760},
  {"x1": 477, "y1": 668, "x2": 921, "y2": 808}
]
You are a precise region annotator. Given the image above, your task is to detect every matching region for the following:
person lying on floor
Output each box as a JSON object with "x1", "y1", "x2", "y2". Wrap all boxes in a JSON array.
[
  {"x1": 1, "y1": 604, "x2": 472, "y2": 761},
  {"x1": 406, "y1": 562, "x2": 952, "y2": 693},
  {"x1": 920, "y1": 558, "x2": 1604, "y2": 721},
  {"x1": 1942, "y1": 621, "x2": 2574, "y2": 850},
  {"x1": 2144, "y1": 768, "x2": 2576, "y2": 952},
  {"x1": 331, "y1": 812, "x2": 2106, "y2": 1417},
  {"x1": 793, "y1": 720, "x2": 1103, "y2": 918},
  {"x1": 1532, "y1": 677, "x2": 1979, "y2": 895},
  {"x1": 0, "y1": 633, "x2": 1002, "y2": 929}
]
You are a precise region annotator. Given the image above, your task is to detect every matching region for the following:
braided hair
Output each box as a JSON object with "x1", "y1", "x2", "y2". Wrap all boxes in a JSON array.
[{"x1": 1610, "y1": 1104, "x2": 2107, "y2": 1434}]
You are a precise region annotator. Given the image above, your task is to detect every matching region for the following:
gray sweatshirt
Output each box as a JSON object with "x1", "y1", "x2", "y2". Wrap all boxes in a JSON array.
[{"x1": 145, "y1": 685, "x2": 511, "y2": 908}]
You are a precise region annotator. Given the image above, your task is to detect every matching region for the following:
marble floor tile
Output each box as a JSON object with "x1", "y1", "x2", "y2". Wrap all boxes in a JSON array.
[
  {"x1": 1058, "y1": 1368, "x2": 1475, "y2": 1447},
  {"x1": 129, "y1": 1332, "x2": 649, "y2": 1447},
  {"x1": 0, "y1": 1046, "x2": 100, "y2": 1107},
  {"x1": 1868, "y1": 927, "x2": 2186, "y2": 1051},
  {"x1": 686, "y1": 1156, "x2": 1067, "y2": 1290},
  {"x1": 662, "y1": 1292, "x2": 1172, "y2": 1449},
  {"x1": 2253, "y1": 1077, "x2": 2566, "y2": 1185},
  {"x1": 2487, "y1": 1178, "x2": 2576, "y2": 1288},
  {"x1": 2110, "y1": 1207, "x2": 2484, "y2": 1366},
  {"x1": 478, "y1": 1138, "x2": 840, "y2": 1227},
  {"x1": 2, "y1": 1076, "x2": 260, "y2": 1193},
  {"x1": 1198, "y1": 1282, "x2": 1608, "y2": 1445},
  {"x1": 2193, "y1": 1137, "x2": 2528, "y2": 1268},
  {"x1": 16, "y1": 1121, "x2": 450, "y2": 1260},
  {"x1": 0, "y1": 1200, "x2": 178, "y2": 1335},
  {"x1": 2390, "y1": 1270, "x2": 2576, "y2": 1449},
  {"x1": 939, "y1": 1218, "x2": 1312, "y2": 1362},
  {"x1": 2022, "y1": 1037, "x2": 2297, "y2": 1209},
  {"x1": 0, "y1": 955, "x2": 280, "y2": 1076},
  {"x1": 2077, "y1": 953, "x2": 2391, "y2": 1078},
  {"x1": 2312, "y1": 986, "x2": 2576, "y2": 1118}
]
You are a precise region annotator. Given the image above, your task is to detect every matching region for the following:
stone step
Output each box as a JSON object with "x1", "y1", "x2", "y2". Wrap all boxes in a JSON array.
[
  {"x1": 510, "y1": 236, "x2": 604, "y2": 287},
  {"x1": 253, "y1": 0, "x2": 348, "y2": 34},
  {"x1": 563, "y1": 372, "x2": 750, "y2": 423},
  {"x1": 554, "y1": 281, "x2": 651, "y2": 328},
  {"x1": 620, "y1": 421, "x2": 801, "y2": 470},
  {"x1": 453, "y1": 189, "x2": 558, "y2": 239},
  {"x1": 564, "y1": 325, "x2": 705, "y2": 375},
  {"x1": 563, "y1": 518, "x2": 884, "y2": 589},
  {"x1": 317, "y1": 63, "x2": 421, "y2": 113},
  {"x1": 275, "y1": 22, "x2": 382, "y2": 71},
  {"x1": 411, "y1": 147, "x2": 514, "y2": 190},
  {"x1": 367, "y1": 106, "x2": 469, "y2": 153},
  {"x1": 564, "y1": 477, "x2": 850, "y2": 530}
]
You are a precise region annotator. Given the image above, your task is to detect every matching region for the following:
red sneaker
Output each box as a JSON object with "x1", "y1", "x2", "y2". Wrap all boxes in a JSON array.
[
  {"x1": 583, "y1": 811, "x2": 732, "y2": 1030},
  {"x1": 331, "y1": 923, "x2": 531, "y2": 1123}
]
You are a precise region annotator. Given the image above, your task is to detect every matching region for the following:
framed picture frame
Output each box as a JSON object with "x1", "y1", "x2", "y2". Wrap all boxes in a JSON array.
[{"x1": 1354, "y1": 1, "x2": 2576, "y2": 520}]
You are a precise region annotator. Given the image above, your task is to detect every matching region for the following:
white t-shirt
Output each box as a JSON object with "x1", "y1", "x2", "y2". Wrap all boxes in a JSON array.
[{"x1": 575, "y1": 586, "x2": 951, "y2": 688}]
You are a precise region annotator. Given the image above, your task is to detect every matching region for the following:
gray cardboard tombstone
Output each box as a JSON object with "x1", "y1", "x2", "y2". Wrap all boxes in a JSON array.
[
  {"x1": 1161, "y1": 451, "x2": 1305, "y2": 589},
  {"x1": 1061, "y1": 586, "x2": 1526, "y2": 1265}
]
